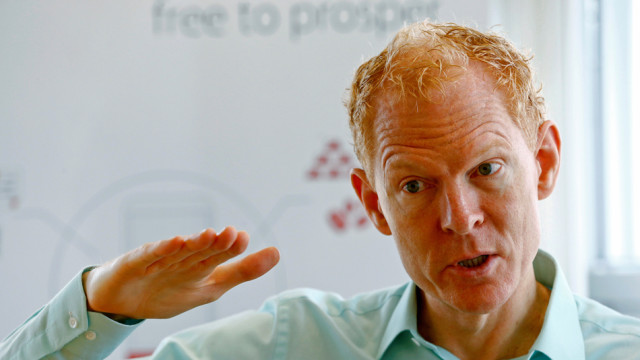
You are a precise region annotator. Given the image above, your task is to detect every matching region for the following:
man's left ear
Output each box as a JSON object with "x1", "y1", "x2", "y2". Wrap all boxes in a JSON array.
[{"x1": 535, "y1": 120, "x2": 561, "y2": 200}]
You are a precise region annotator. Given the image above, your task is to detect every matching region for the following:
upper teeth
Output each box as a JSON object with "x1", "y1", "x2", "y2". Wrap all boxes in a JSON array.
[{"x1": 458, "y1": 255, "x2": 488, "y2": 268}]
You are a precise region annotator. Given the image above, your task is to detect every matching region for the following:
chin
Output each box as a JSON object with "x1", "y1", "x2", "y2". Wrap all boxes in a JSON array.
[{"x1": 442, "y1": 283, "x2": 514, "y2": 315}]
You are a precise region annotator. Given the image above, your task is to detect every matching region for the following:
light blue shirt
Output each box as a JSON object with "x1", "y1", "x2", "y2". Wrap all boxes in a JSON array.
[{"x1": 2, "y1": 250, "x2": 640, "y2": 359}]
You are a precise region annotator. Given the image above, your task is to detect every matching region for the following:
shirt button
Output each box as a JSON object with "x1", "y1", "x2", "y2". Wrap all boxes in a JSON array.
[
  {"x1": 85, "y1": 331, "x2": 97, "y2": 341},
  {"x1": 68, "y1": 315, "x2": 78, "y2": 329}
]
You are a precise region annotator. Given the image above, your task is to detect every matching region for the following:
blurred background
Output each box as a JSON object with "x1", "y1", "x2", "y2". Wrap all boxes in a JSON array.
[{"x1": 1, "y1": 0, "x2": 638, "y2": 358}]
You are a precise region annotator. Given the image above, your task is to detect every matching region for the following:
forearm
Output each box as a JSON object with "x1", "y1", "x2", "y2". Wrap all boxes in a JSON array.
[{"x1": 1, "y1": 268, "x2": 141, "y2": 360}]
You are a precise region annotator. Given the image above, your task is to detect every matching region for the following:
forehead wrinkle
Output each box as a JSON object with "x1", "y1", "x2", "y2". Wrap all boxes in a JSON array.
[
  {"x1": 377, "y1": 120, "x2": 515, "y2": 182},
  {"x1": 376, "y1": 125, "x2": 455, "y2": 143},
  {"x1": 454, "y1": 120, "x2": 514, "y2": 150},
  {"x1": 377, "y1": 118, "x2": 512, "y2": 163},
  {"x1": 376, "y1": 125, "x2": 442, "y2": 175},
  {"x1": 380, "y1": 143, "x2": 440, "y2": 179},
  {"x1": 370, "y1": 67, "x2": 517, "y2": 183},
  {"x1": 374, "y1": 94, "x2": 506, "y2": 139}
]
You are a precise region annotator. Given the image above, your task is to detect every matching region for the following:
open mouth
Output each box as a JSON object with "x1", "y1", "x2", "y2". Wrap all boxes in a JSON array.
[{"x1": 457, "y1": 255, "x2": 489, "y2": 268}]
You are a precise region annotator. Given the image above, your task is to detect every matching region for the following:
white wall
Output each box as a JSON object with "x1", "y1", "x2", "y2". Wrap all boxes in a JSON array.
[{"x1": 1, "y1": 0, "x2": 588, "y2": 358}]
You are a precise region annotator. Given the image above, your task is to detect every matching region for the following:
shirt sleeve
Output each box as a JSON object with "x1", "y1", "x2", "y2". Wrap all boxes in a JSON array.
[{"x1": 0, "y1": 267, "x2": 142, "y2": 360}]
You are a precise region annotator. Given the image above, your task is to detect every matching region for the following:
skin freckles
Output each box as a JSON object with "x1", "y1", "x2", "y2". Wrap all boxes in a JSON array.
[
  {"x1": 370, "y1": 64, "x2": 541, "y2": 313},
  {"x1": 351, "y1": 61, "x2": 560, "y2": 359}
]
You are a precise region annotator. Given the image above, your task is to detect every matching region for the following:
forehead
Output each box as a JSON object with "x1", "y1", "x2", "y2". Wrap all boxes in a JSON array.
[
  {"x1": 369, "y1": 63, "x2": 528, "y2": 172},
  {"x1": 373, "y1": 61, "x2": 504, "y2": 126}
]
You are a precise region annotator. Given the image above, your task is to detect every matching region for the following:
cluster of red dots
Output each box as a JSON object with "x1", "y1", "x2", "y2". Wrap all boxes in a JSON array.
[
  {"x1": 307, "y1": 140, "x2": 357, "y2": 180},
  {"x1": 328, "y1": 199, "x2": 369, "y2": 232},
  {"x1": 306, "y1": 140, "x2": 369, "y2": 232}
]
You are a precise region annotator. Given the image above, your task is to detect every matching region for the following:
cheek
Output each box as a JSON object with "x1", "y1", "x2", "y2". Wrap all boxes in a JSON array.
[
  {"x1": 379, "y1": 198, "x2": 422, "y2": 246},
  {"x1": 498, "y1": 159, "x2": 539, "y2": 214},
  {"x1": 382, "y1": 201, "x2": 438, "y2": 271},
  {"x1": 490, "y1": 179, "x2": 541, "y2": 255},
  {"x1": 391, "y1": 231, "x2": 437, "y2": 285},
  {"x1": 383, "y1": 185, "x2": 438, "y2": 225},
  {"x1": 378, "y1": 190, "x2": 411, "y2": 232},
  {"x1": 383, "y1": 195, "x2": 436, "y2": 246}
]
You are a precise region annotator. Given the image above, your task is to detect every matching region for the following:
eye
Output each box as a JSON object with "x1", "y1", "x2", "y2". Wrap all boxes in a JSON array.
[
  {"x1": 403, "y1": 180, "x2": 424, "y2": 193},
  {"x1": 475, "y1": 162, "x2": 501, "y2": 177}
]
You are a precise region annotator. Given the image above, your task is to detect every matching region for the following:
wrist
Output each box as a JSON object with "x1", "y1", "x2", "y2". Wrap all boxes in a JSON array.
[
  {"x1": 82, "y1": 267, "x2": 141, "y2": 324},
  {"x1": 81, "y1": 267, "x2": 98, "y2": 312},
  {"x1": 103, "y1": 312, "x2": 141, "y2": 324}
]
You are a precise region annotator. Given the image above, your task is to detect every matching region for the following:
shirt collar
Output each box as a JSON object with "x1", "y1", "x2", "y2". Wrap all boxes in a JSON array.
[
  {"x1": 376, "y1": 281, "x2": 418, "y2": 358},
  {"x1": 377, "y1": 250, "x2": 586, "y2": 360},
  {"x1": 528, "y1": 249, "x2": 585, "y2": 359}
]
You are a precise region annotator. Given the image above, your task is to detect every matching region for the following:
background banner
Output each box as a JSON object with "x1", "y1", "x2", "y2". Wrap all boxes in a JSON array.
[{"x1": 0, "y1": 1, "x2": 492, "y2": 357}]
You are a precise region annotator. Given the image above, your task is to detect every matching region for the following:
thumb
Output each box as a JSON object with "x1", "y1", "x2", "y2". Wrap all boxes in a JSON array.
[{"x1": 209, "y1": 247, "x2": 280, "y2": 294}]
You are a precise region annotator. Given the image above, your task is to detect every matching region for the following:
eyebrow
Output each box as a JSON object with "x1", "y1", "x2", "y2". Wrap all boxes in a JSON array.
[{"x1": 456, "y1": 135, "x2": 515, "y2": 170}]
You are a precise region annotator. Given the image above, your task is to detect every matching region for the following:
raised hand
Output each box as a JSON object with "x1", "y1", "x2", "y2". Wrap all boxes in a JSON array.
[{"x1": 82, "y1": 227, "x2": 279, "y2": 319}]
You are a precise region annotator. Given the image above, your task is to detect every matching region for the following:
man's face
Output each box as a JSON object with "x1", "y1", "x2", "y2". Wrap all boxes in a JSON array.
[{"x1": 367, "y1": 63, "x2": 544, "y2": 314}]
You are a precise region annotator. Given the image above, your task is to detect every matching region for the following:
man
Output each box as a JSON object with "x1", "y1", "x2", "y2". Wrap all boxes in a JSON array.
[{"x1": 3, "y1": 20, "x2": 640, "y2": 359}]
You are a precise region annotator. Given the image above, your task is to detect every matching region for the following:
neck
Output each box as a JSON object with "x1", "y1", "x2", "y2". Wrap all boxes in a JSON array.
[{"x1": 416, "y1": 269, "x2": 550, "y2": 360}]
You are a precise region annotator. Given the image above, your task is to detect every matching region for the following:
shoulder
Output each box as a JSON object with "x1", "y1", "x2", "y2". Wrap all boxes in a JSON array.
[
  {"x1": 270, "y1": 283, "x2": 409, "y2": 317},
  {"x1": 156, "y1": 308, "x2": 278, "y2": 358},
  {"x1": 264, "y1": 284, "x2": 410, "y2": 358},
  {"x1": 156, "y1": 284, "x2": 411, "y2": 359},
  {"x1": 574, "y1": 294, "x2": 640, "y2": 358}
]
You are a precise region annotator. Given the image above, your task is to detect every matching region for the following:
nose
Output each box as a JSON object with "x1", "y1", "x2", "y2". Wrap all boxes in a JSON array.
[{"x1": 438, "y1": 183, "x2": 484, "y2": 235}]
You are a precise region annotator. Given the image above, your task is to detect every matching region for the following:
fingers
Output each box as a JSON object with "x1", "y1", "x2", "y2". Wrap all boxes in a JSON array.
[
  {"x1": 183, "y1": 230, "x2": 215, "y2": 251},
  {"x1": 208, "y1": 246, "x2": 280, "y2": 294},
  {"x1": 86, "y1": 226, "x2": 277, "y2": 319},
  {"x1": 144, "y1": 227, "x2": 247, "y2": 274},
  {"x1": 184, "y1": 230, "x2": 249, "y2": 270},
  {"x1": 123, "y1": 236, "x2": 185, "y2": 270},
  {"x1": 118, "y1": 226, "x2": 264, "y2": 282},
  {"x1": 236, "y1": 246, "x2": 280, "y2": 281}
]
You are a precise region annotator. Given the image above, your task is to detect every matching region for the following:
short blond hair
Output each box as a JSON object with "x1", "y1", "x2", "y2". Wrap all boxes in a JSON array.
[{"x1": 346, "y1": 20, "x2": 546, "y2": 175}]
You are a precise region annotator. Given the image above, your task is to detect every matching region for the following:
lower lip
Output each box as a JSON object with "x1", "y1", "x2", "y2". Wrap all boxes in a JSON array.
[{"x1": 447, "y1": 255, "x2": 498, "y2": 278}]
